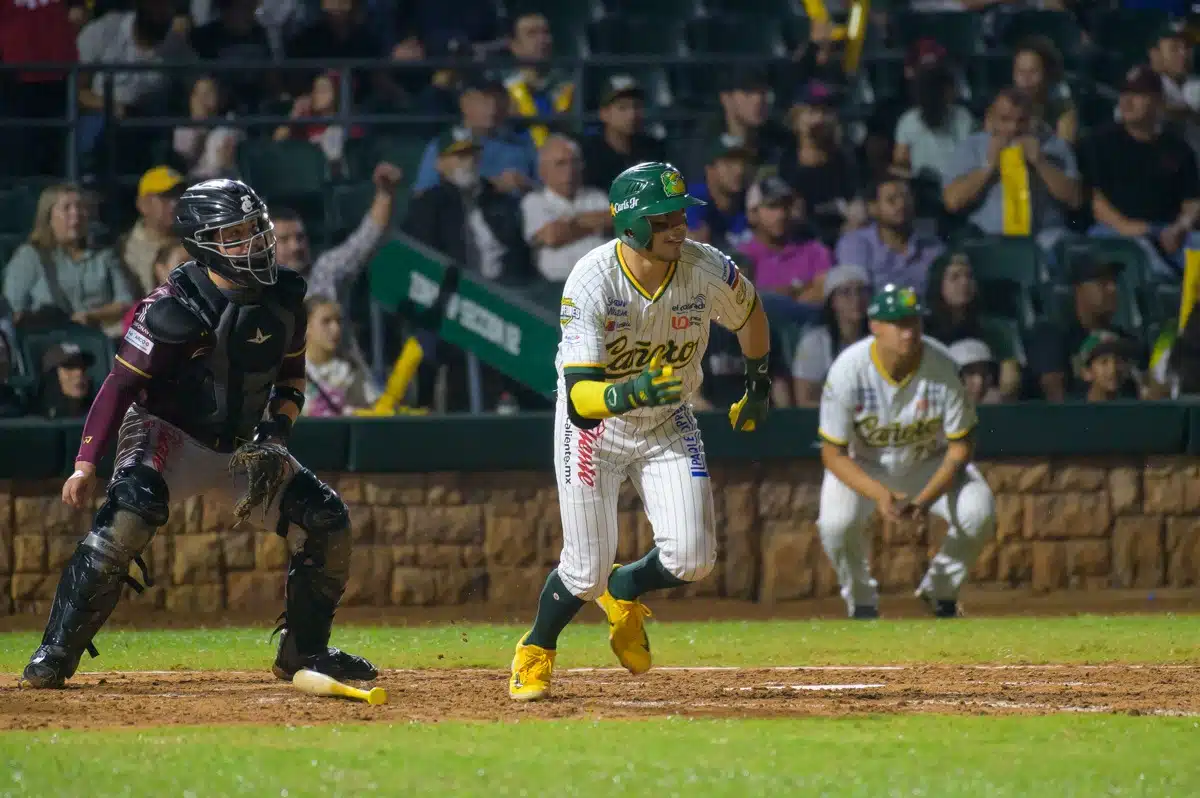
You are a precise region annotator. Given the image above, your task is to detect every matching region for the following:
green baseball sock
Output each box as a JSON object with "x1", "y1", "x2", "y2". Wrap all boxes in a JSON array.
[
  {"x1": 607, "y1": 547, "x2": 686, "y2": 601},
  {"x1": 524, "y1": 570, "x2": 585, "y2": 650}
]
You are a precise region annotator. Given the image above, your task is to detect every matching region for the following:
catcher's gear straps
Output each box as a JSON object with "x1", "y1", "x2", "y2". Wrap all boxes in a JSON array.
[
  {"x1": 89, "y1": 463, "x2": 169, "y2": 595},
  {"x1": 277, "y1": 467, "x2": 349, "y2": 540}
]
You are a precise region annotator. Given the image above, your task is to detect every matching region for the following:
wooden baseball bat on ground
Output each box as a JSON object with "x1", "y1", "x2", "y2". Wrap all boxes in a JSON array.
[{"x1": 292, "y1": 669, "x2": 388, "y2": 705}]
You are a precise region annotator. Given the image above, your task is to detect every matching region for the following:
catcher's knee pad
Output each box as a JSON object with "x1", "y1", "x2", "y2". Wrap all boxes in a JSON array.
[
  {"x1": 278, "y1": 468, "x2": 349, "y2": 540},
  {"x1": 84, "y1": 464, "x2": 169, "y2": 562}
]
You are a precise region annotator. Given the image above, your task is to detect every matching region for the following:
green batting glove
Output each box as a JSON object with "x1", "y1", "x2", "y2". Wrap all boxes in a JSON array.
[
  {"x1": 728, "y1": 354, "x2": 771, "y2": 432},
  {"x1": 605, "y1": 355, "x2": 683, "y2": 414}
]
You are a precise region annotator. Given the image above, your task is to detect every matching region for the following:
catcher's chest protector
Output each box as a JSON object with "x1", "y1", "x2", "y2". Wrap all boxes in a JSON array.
[{"x1": 154, "y1": 264, "x2": 301, "y2": 448}]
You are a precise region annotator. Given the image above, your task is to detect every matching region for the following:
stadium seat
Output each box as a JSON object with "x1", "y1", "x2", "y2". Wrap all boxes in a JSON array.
[
  {"x1": 685, "y1": 14, "x2": 790, "y2": 56},
  {"x1": 1001, "y1": 12, "x2": 1083, "y2": 63},
  {"x1": 600, "y1": 0, "x2": 699, "y2": 17},
  {"x1": 954, "y1": 237, "x2": 1045, "y2": 328},
  {"x1": 371, "y1": 135, "x2": 431, "y2": 185},
  {"x1": 0, "y1": 233, "x2": 24, "y2": 271},
  {"x1": 17, "y1": 323, "x2": 116, "y2": 388},
  {"x1": 1094, "y1": 9, "x2": 1169, "y2": 70},
  {"x1": 326, "y1": 181, "x2": 377, "y2": 242},
  {"x1": 980, "y1": 314, "x2": 1027, "y2": 363},
  {"x1": 896, "y1": 12, "x2": 983, "y2": 61},
  {"x1": 582, "y1": 66, "x2": 674, "y2": 110},
  {"x1": 237, "y1": 139, "x2": 328, "y2": 205},
  {"x1": 704, "y1": 0, "x2": 803, "y2": 14},
  {"x1": 0, "y1": 186, "x2": 37, "y2": 236},
  {"x1": 588, "y1": 16, "x2": 687, "y2": 55}
]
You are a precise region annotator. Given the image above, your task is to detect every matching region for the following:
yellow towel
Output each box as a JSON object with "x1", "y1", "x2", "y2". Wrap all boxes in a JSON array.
[
  {"x1": 1181, "y1": 248, "x2": 1200, "y2": 332},
  {"x1": 999, "y1": 144, "x2": 1032, "y2": 237}
]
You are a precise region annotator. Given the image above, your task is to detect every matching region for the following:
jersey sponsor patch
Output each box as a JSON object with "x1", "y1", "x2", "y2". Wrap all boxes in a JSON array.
[
  {"x1": 124, "y1": 326, "x2": 154, "y2": 355},
  {"x1": 721, "y1": 254, "x2": 740, "y2": 289},
  {"x1": 560, "y1": 298, "x2": 580, "y2": 328}
]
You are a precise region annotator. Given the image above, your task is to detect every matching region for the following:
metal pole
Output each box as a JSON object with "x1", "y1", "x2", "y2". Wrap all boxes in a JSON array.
[
  {"x1": 65, "y1": 68, "x2": 79, "y2": 183},
  {"x1": 466, "y1": 352, "x2": 484, "y2": 414}
]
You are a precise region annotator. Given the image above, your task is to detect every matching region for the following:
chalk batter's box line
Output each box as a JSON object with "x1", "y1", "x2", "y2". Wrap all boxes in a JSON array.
[{"x1": 77, "y1": 664, "x2": 1200, "y2": 678}]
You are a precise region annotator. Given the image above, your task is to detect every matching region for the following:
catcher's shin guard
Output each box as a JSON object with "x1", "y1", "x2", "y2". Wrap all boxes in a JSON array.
[
  {"x1": 270, "y1": 470, "x2": 375, "y2": 681},
  {"x1": 22, "y1": 544, "x2": 134, "y2": 688}
]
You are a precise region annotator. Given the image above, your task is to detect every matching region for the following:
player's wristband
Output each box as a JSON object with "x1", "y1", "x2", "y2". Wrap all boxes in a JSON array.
[
  {"x1": 744, "y1": 354, "x2": 771, "y2": 398},
  {"x1": 269, "y1": 384, "x2": 306, "y2": 415}
]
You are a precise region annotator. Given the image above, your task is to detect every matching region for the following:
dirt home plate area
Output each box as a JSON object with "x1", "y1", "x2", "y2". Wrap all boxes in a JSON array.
[{"x1": 3, "y1": 664, "x2": 1200, "y2": 731}]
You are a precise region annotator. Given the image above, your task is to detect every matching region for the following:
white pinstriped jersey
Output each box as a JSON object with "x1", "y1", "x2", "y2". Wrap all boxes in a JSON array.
[
  {"x1": 556, "y1": 239, "x2": 758, "y2": 434},
  {"x1": 818, "y1": 335, "x2": 976, "y2": 476}
]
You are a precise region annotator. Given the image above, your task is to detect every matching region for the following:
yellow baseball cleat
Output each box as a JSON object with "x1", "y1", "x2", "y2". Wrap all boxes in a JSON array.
[
  {"x1": 596, "y1": 568, "x2": 653, "y2": 675},
  {"x1": 509, "y1": 633, "x2": 556, "y2": 702}
]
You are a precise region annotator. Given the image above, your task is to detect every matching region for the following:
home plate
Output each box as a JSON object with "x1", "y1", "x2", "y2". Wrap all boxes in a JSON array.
[{"x1": 727, "y1": 683, "x2": 887, "y2": 692}]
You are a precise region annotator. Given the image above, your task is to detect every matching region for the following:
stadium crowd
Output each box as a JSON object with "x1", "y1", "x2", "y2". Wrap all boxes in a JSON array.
[{"x1": 2, "y1": 0, "x2": 1200, "y2": 418}]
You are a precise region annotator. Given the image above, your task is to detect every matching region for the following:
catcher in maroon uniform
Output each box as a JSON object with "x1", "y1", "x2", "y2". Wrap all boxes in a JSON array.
[{"x1": 21, "y1": 179, "x2": 376, "y2": 688}]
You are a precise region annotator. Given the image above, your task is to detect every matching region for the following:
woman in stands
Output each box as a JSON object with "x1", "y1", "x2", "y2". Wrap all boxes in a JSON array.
[
  {"x1": 923, "y1": 251, "x2": 1024, "y2": 400},
  {"x1": 2, "y1": 185, "x2": 134, "y2": 338},
  {"x1": 790, "y1": 263, "x2": 871, "y2": 405},
  {"x1": 1011, "y1": 35, "x2": 1078, "y2": 145},
  {"x1": 302, "y1": 297, "x2": 380, "y2": 417}
]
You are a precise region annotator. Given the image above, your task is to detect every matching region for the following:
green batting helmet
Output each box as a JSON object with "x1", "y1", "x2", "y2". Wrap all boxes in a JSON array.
[
  {"x1": 867, "y1": 284, "x2": 924, "y2": 322},
  {"x1": 609, "y1": 162, "x2": 706, "y2": 249}
]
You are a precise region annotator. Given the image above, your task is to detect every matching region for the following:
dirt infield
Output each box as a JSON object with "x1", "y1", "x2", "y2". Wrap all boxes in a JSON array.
[{"x1": 4, "y1": 663, "x2": 1198, "y2": 731}]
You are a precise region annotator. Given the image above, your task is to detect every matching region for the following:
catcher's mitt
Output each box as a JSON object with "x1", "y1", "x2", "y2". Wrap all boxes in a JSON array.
[{"x1": 228, "y1": 441, "x2": 295, "y2": 524}]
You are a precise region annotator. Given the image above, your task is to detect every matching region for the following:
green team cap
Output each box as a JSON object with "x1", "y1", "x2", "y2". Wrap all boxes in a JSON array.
[{"x1": 867, "y1": 284, "x2": 923, "y2": 322}]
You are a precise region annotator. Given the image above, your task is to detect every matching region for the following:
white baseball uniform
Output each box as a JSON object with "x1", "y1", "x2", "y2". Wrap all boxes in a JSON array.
[
  {"x1": 554, "y1": 238, "x2": 758, "y2": 601},
  {"x1": 817, "y1": 335, "x2": 996, "y2": 614}
]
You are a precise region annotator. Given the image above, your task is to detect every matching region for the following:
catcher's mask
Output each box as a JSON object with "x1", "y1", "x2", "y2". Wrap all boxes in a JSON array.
[{"x1": 175, "y1": 179, "x2": 278, "y2": 286}]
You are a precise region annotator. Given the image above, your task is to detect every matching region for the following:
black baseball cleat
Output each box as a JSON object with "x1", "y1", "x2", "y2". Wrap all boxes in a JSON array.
[
  {"x1": 271, "y1": 629, "x2": 378, "y2": 682},
  {"x1": 852, "y1": 605, "x2": 880, "y2": 620},
  {"x1": 20, "y1": 645, "x2": 81, "y2": 689},
  {"x1": 916, "y1": 589, "x2": 961, "y2": 618}
]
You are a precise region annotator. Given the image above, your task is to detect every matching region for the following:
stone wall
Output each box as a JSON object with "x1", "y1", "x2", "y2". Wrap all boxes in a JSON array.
[{"x1": 0, "y1": 456, "x2": 1195, "y2": 615}]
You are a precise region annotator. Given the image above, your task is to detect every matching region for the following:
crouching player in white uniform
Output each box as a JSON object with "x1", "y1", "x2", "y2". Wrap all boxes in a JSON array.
[
  {"x1": 817, "y1": 285, "x2": 996, "y2": 619},
  {"x1": 508, "y1": 162, "x2": 771, "y2": 700}
]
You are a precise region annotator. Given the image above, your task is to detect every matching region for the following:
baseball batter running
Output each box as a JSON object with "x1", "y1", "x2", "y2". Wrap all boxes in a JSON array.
[
  {"x1": 20, "y1": 179, "x2": 376, "y2": 688},
  {"x1": 509, "y1": 162, "x2": 771, "y2": 701},
  {"x1": 817, "y1": 285, "x2": 996, "y2": 619}
]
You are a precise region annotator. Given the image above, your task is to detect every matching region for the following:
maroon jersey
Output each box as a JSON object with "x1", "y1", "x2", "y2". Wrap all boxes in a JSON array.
[{"x1": 77, "y1": 263, "x2": 307, "y2": 464}]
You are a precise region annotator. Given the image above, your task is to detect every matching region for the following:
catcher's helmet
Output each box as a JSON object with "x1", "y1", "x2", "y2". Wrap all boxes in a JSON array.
[
  {"x1": 609, "y1": 162, "x2": 705, "y2": 250},
  {"x1": 174, "y1": 179, "x2": 277, "y2": 286}
]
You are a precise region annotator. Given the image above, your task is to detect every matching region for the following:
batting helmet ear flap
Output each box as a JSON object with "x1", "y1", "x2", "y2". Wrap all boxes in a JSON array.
[{"x1": 619, "y1": 216, "x2": 654, "y2": 249}]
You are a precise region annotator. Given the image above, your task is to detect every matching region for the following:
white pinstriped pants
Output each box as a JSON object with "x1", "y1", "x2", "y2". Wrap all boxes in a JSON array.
[
  {"x1": 817, "y1": 459, "x2": 995, "y2": 613},
  {"x1": 554, "y1": 401, "x2": 717, "y2": 601}
]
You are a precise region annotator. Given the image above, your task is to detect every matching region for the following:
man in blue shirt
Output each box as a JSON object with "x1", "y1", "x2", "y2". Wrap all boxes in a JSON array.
[
  {"x1": 685, "y1": 134, "x2": 754, "y2": 250},
  {"x1": 412, "y1": 76, "x2": 538, "y2": 196}
]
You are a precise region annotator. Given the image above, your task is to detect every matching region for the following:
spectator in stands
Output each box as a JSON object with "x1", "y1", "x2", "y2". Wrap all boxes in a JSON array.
[
  {"x1": 781, "y1": 80, "x2": 867, "y2": 242},
  {"x1": 503, "y1": 11, "x2": 574, "y2": 148},
  {"x1": 120, "y1": 167, "x2": 184, "y2": 297},
  {"x1": 864, "y1": 38, "x2": 949, "y2": 184},
  {"x1": 403, "y1": 132, "x2": 530, "y2": 284},
  {"x1": 893, "y1": 60, "x2": 976, "y2": 183},
  {"x1": 580, "y1": 75, "x2": 668, "y2": 189},
  {"x1": 790, "y1": 263, "x2": 871, "y2": 405},
  {"x1": 76, "y1": 0, "x2": 194, "y2": 121},
  {"x1": 0, "y1": 0, "x2": 77, "y2": 177},
  {"x1": 0, "y1": 326, "x2": 25, "y2": 418},
  {"x1": 1076, "y1": 331, "x2": 1143, "y2": 402},
  {"x1": 520, "y1": 136, "x2": 610, "y2": 285},
  {"x1": 1149, "y1": 21, "x2": 1200, "y2": 121},
  {"x1": 3, "y1": 184, "x2": 134, "y2": 336},
  {"x1": 285, "y1": 0, "x2": 401, "y2": 106},
  {"x1": 172, "y1": 74, "x2": 242, "y2": 180},
  {"x1": 923, "y1": 252, "x2": 1024, "y2": 400},
  {"x1": 274, "y1": 161, "x2": 404, "y2": 304},
  {"x1": 696, "y1": 324, "x2": 793, "y2": 412},
  {"x1": 694, "y1": 68, "x2": 793, "y2": 175},
  {"x1": 686, "y1": 136, "x2": 753, "y2": 249},
  {"x1": 1082, "y1": 66, "x2": 1200, "y2": 279},
  {"x1": 35, "y1": 342, "x2": 96, "y2": 420},
  {"x1": 737, "y1": 176, "x2": 832, "y2": 304},
  {"x1": 302, "y1": 297, "x2": 381, "y2": 417},
  {"x1": 949, "y1": 339, "x2": 1006, "y2": 406},
  {"x1": 1026, "y1": 257, "x2": 1142, "y2": 401},
  {"x1": 413, "y1": 76, "x2": 537, "y2": 196},
  {"x1": 943, "y1": 88, "x2": 1081, "y2": 255},
  {"x1": 835, "y1": 177, "x2": 943, "y2": 297},
  {"x1": 1012, "y1": 36, "x2": 1077, "y2": 145},
  {"x1": 274, "y1": 70, "x2": 365, "y2": 175},
  {"x1": 189, "y1": 0, "x2": 275, "y2": 111}
]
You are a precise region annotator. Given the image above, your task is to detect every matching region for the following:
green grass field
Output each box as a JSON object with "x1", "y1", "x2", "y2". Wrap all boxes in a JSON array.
[{"x1": 2, "y1": 615, "x2": 1199, "y2": 797}]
